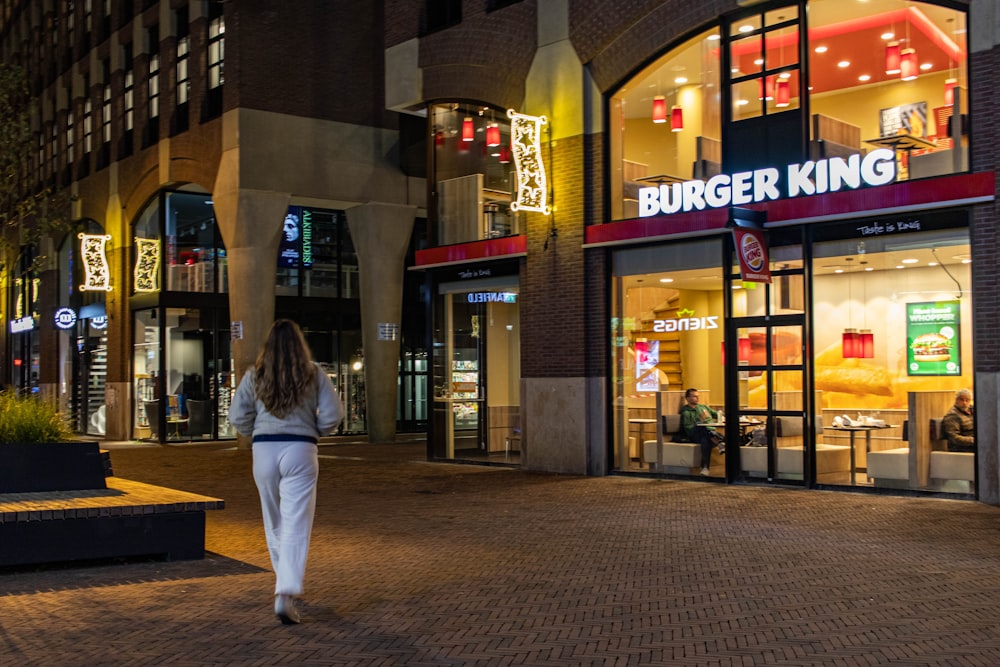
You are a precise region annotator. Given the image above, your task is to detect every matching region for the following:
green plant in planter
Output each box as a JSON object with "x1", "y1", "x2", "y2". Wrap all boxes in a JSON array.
[
  {"x1": 0, "y1": 391, "x2": 106, "y2": 493},
  {"x1": 0, "y1": 391, "x2": 75, "y2": 444}
]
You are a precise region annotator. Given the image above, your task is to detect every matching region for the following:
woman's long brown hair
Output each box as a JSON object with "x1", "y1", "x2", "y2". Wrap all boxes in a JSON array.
[{"x1": 253, "y1": 319, "x2": 317, "y2": 418}]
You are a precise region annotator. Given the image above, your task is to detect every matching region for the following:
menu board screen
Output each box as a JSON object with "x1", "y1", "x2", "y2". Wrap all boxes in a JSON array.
[{"x1": 906, "y1": 300, "x2": 961, "y2": 376}]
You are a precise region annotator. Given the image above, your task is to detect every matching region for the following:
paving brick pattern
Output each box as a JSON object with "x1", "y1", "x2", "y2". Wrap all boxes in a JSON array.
[{"x1": 2, "y1": 441, "x2": 1000, "y2": 666}]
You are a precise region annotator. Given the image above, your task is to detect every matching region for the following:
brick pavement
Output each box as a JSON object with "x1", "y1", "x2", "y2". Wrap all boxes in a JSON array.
[{"x1": 3, "y1": 440, "x2": 1000, "y2": 666}]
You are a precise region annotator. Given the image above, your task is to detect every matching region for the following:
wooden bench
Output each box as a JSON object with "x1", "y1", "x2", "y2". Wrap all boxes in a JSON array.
[
  {"x1": 0, "y1": 476, "x2": 224, "y2": 567},
  {"x1": 866, "y1": 417, "x2": 974, "y2": 489}
]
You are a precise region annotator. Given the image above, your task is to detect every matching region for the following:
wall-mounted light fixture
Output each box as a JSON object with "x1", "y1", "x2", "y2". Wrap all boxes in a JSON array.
[{"x1": 79, "y1": 233, "x2": 113, "y2": 292}]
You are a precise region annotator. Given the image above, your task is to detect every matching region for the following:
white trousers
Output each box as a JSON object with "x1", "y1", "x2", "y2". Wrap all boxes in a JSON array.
[{"x1": 252, "y1": 441, "x2": 319, "y2": 596}]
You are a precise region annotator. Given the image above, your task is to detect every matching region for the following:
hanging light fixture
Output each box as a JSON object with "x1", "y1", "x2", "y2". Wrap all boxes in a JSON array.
[
  {"x1": 670, "y1": 104, "x2": 683, "y2": 132},
  {"x1": 738, "y1": 337, "x2": 752, "y2": 363},
  {"x1": 944, "y1": 78, "x2": 958, "y2": 106},
  {"x1": 900, "y1": 48, "x2": 918, "y2": 81},
  {"x1": 774, "y1": 79, "x2": 790, "y2": 107},
  {"x1": 461, "y1": 117, "x2": 475, "y2": 142},
  {"x1": 758, "y1": 76, "x2": 774, "y2": 101},
  {"x1": 498, "y1": 146, "x2": 511, "y2": 164},
  {"x1": 859, "y1": 329, "x2": 874, "y2": 358},
  {"x1": 842, "y1": 329, "x2": 860, "y2": 359},
  {"x1": 652, "y1": 95, "x2": 667, "y2": 123},
  {"x1": 885, "y1": 42, "x2": 901, "y2": 75},
  {"x1": 486, "y1": 123, "x2": 501, "y2": 147}
]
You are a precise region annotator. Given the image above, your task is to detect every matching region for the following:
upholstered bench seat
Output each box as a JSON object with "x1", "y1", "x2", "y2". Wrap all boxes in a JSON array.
[
  {"x1": 777, "y1": 443, "x2": 850, "y2": 476},
  {"x1": 930, "y1": 451, "x2": 974, "y2": 482},
  {"x1": 866, "y1": 447, "x2": 909, "y2": 484},
  {"x1": 643, "y1": 440, "x2": 700, "y2": 470}
]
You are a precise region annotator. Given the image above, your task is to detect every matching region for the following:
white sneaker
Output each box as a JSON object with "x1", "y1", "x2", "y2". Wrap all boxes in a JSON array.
[
  {"x1": 700, "y1": 467, "x2": 710, "y2": 476},
  {"x1": 275, "y1": 594, "x2": 301, "y2": 625}
]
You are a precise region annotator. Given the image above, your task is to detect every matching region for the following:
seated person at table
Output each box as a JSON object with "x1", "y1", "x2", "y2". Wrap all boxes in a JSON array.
[
  {"x1": 680, "y1": 388, "x2": 724, "y2": 476},
  {"x1": 941, "y1": 388, "x2": 975, "y2": 452}
]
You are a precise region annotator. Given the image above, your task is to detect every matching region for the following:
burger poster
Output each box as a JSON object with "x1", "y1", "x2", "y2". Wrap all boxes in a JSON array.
[{"x1": 906, "y1": 301, "x2": 961, "y2": 376}]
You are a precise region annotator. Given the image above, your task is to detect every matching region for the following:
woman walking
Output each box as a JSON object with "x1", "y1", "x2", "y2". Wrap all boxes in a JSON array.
[{"x1": 229, "y1": 319, "x2": 344, "y2": 624}]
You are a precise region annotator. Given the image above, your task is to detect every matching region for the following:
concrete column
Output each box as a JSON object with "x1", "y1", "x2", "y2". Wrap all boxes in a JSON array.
[
  {"x1": 213, "y1": 147, "x2": 290, "y2": 447},
  {"x1": 346, "y1": 202, "x2": 416, "y2": 443}
]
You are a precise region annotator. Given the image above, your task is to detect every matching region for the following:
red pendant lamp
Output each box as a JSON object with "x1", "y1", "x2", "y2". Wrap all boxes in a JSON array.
[
  {"x1": 859, "y1": 329, "x2": 874, "y2": 359},
  {"x1": 885, "y1": 42, "x2": 901, "y2": 75},
  {"x1": 486, "y1": 123, "x2": 501, "y2": 147},
  {"x1": 774, "y1": 79, "x2": 790, "y2": 108},
  {"x1": 461, "y1": 117, "x2": 475, "y2": 142},
  {"x1": 670, "y1": 105, "x2": 683, "y2": 132},
  {"x1": 944, "y1": 78, "x2": 958, "y2": 106},
  {"x1": 842, "y1": 329, "x2": 860, "y2": 359},
  {"x1": 900, "y1": 48, "x2": 918, "y2": 81},
  {"x1": 498, "y1": 146, "x2": 511, "y2": 164},
  {"x1": 738, "y1": 337, "x2": 752, "y2": 363},
  {"x1": 757, "y1": 76, "x2": 775, "y2": 101},
  {"x1": 652, "y1": 95, "x2": 667, "y2": 124}
]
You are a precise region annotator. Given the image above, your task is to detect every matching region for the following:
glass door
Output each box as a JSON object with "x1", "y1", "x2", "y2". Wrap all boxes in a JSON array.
[{"x1": 725, "y1": 233, "x2": 823, "y2": 485}]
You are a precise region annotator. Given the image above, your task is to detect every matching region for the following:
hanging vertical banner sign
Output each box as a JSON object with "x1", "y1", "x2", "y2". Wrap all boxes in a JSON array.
[
  {"x1": 732, "y1": 228, "x2": 771, "y2": 284},
  {"x1": 508, "y1": 109, "x2": 551, "y2": 215}
]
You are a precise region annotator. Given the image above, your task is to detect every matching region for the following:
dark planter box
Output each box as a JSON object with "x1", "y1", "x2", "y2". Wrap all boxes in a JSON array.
[{"x1": 0, "y1": 441, "x2": 108, "y2": 493}]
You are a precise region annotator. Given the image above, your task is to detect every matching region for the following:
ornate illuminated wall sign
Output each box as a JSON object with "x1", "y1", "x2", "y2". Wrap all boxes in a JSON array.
[
  {"x1": 79, "y1": 233, "x2": 113, "y2": 292},
  {"x1": 133, "y1": 237, "x2": 161, "y2": 292},
  {"x1": 508, "y1": 109, "x2": 551, "y2": 215}
]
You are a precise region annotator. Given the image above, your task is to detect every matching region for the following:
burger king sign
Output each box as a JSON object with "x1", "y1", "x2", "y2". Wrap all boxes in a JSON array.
[{"x1": 733, "y1": 228, "x2": 771, "y2": 284}]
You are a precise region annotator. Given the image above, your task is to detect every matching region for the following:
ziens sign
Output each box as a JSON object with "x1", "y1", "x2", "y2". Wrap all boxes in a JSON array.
[
  {"x1": 652, "y1": 308, "x2": 719, "y2": 333},
  {"x1": 638, "y1": 149, "x2": 897, "y2": 217}
]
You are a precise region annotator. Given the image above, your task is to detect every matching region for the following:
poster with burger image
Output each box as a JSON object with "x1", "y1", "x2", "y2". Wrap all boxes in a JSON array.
[{"x1": 906, "y1": 300, "x2": 961, "y2": 376}]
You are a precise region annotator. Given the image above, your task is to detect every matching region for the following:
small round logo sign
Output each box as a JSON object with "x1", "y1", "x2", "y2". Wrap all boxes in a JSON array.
[
  {"x1": 740, "y1": 232, "x2": 766, "y2": 273},
  {"x1": 54, "y1": 307, "x2": 77, "y2": 330}
]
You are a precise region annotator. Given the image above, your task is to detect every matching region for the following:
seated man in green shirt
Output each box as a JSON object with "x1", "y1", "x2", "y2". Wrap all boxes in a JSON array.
[{"x1": 680, "y1": 388, "x2": 724, "y2": 476}]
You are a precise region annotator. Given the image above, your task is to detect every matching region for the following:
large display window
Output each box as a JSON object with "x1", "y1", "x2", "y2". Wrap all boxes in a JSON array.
[
  {"x1": 610, "y1": 0, "x2": 969, "y2": 221},
  {"x1": 612, "y1": 215, "x2": 975, "y2": 495}
]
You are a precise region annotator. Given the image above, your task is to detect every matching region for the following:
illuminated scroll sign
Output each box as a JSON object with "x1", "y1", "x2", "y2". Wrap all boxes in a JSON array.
[
  {"x1": 79, "y1": 233, "x2": 113, "y2": 292},
  {"x1": 133, "y1": 237, "x2": 161, "y2": 292},
  {"x1": 507, "y1": 109, "x2": 551, "y2": 215}
]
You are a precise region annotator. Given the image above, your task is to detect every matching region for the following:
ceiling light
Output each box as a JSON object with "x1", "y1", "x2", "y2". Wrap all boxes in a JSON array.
[
  {"x1": 838, "y1": 60, "x2": 851, "y2": 68},
  {"x1": 659, "y1": 278, "x2": 674, "y2": 283},
  {"x1": 858, "y1": 74, "x2": 871, "y2": 82},
  {"x1": 901, "y1": 258, "x2": 918, "y2": 264},
  {"x1": 736, "y1": 98, "x2": 749, "y2": 106},
  {"x1": 779, "y1": 72, "x2": 791, "y2": 79},
  {"x1": 896, "y1": 265, "x2": 905, "y2": 269},
  {"x1": 707, "y1": 34, "x2": 720, "y2": 41},
  {"x1": 834, "y1": 269, "x2": 844, "y2": 274},
  {"x1": 865, "y1": 267, "x2": 874, "y2": 271},
  {"x1": 928, "y1": 262, "x2": 938, "y2": 267},
  {"x1": 754, "y1": 58, "x2": 764, "y2": 66},
  {"x1": 962, "y1": 259, "x2": 972, "y2": 264},
  {"x1": 739, "y1": 24, "x2": 754, "y2": 33},
  {"x1": 674, "y1": 76, "x2": 688, "y2": 84},
  {"x1": 814, "y1": 45, "x2": 828, "y2": 53},
  {"x1": 920, "y1": 62, "x2": 933, "y2": 71},
  {"x1": 881, "y1": 32, "x2": 895, "y2": 40}
]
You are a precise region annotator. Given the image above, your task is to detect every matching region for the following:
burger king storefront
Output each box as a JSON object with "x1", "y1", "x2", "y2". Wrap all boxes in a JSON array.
[
  {"x1": 590, "y1": 0, "x2": 994, "y2": 496},
  {"x1": 593, "y1": 171, "x2": 993, "y2": 496}
]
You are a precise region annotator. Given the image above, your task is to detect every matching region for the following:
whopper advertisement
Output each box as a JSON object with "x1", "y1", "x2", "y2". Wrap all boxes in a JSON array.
[{"x1": 906, "y1": 300, "x2": 961, "y2": 376}]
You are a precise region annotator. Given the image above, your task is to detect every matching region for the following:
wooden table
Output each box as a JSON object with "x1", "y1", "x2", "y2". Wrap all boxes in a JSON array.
[{"x1": 628, "y1": 418, "x2": 657, "y2": 458}]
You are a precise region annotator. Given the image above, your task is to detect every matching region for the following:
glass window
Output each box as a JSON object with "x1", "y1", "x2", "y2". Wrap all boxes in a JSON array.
[
  {"x1": 812, "y1": 221, "x2": 972, "y2": 493},
  {"x1": 612, "y1": 238, "x2": 725, "y2": 475},
  {"x1": 275, "y1": 207, "x2": 350, "y2": 298},
  {"x1": 806, "y1": 1, "x2": 968, "y2": 180},
  {"x1": 208, "y1": 15, "x2": 225, "y2": 89},
  {"x1": 431, "y1": 103, "x2": 517, "y2": 245},
  {"x1": 609, "y1": 27, "x2": 723, "y2": 221},
  {"x1": 158, "y1": 191, "x2": 227, "y2": 293}
]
